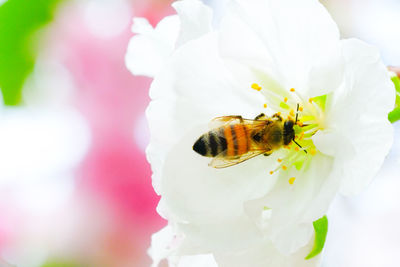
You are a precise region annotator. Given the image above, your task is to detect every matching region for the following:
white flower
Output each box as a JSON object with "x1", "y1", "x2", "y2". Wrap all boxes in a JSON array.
[{"x1": 126, "y1": 0, "x2": 395, "y2": 265}]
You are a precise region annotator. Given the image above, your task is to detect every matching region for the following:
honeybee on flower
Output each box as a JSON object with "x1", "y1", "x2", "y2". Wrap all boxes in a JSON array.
[{"x1": 126, "y1": 0, "x2": 396, "y2": 266}]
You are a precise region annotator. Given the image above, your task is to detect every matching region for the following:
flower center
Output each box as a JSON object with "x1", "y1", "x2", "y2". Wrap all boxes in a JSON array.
[{"x1": 251, "y1": 83, "x2": 327, "y2": 184}]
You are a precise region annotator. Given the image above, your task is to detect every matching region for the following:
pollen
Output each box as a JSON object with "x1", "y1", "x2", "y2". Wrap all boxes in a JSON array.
[
  {"x1": 299, "y1": 106, "x2": 303, "y2": 112},
  {"x1": 251, "y1": 83, "x2": 262, "y2": 91},
  {"x1": 309, "y1": 98, "x2": 313, "y2": 103},
  {"x1": 295, "y1": 147, "x2": 300, "y2": 152},
  {"x1": 269, "y1": 171, "x2": 274, "y2": 175},
  {"x1": 282, "y1": 165, "x2": 287, "y2": 170},
  {"x1": 310, "y1": 149, "x2": 317, "y2": 156},
  {"x1": 290, "y1": 109, "x2": 295, "y2": 117},
  {"x1": 290, "y1": 88, "x2": 295, "y2": 92},
  {"x1": 297, "y1": 121, "x2": 303, "y2": 127},
  {"x1": 277, "y1": 158, "x2": 282, "y2": 163},
  {"x1": 263, "y1": 103, "x2": 268, "y2": 108},
  {"x1": 289, "y1": 177, "x2": 296, "y2": 185},
  {"x1": 284, "y1": 97, "x2": 288, "y2": 103}
]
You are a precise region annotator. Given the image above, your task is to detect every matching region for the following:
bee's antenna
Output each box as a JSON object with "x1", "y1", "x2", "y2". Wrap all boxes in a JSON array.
[
  {"x1": 293, "y1": 139, "x2": 308, "y2": 154},
  {"x1": 294, "y1": 104, "x2": 307, "y2": 154}
]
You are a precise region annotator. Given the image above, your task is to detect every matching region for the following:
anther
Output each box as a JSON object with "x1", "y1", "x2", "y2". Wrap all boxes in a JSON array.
[
  {"x1": 289, "y1": 177, "x2": 296, "y2": 185},
  {"x1": 251, "y1": 83, "x2": 262, "y2": 91},
  {"x1": 277, "y1": 158, "x2": 282, "y2": 163},
  {"x1": 299, "y1": 106, "x2": 304, "y2": 112},
  {"x1": 295, "y1": 147, "x2": 300, "y2": 152},
  {"x1": 297, "y1": 121, "x2": 303, "y2": 127},
  {"x1": 269, "y1": 171, "x2": 274, "y2": 175},
  {"x1": 290, "y1": 88, "x2": 295, "y2": 92},
  {"x1": 309, "y1": 98, "x2": 313, "y2": 103},
  {"x1": 290, "y1": 109, "x2": 295, "y2": 117},
  {"x1": 310, "y1": 149, "x2": 317, "y2": 156},
  {"x1": 282, "y1": 165, "x2": 287, "y2": 170},
  {"x1": 284, "y1": 97, "x2": 288, "y2": 103},
  {"x1": 263, "y1": 103, "x2": 267, "y2": 108}
]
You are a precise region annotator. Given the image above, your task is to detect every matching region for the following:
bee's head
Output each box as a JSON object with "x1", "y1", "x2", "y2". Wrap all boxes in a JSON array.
[{"x1": 283, "y1": 120, "x2": 295, "y2": 145}]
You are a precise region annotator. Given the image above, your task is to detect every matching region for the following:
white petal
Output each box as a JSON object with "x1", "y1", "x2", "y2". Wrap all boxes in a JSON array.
[
  {"x1": 173, "y1": 0, "x2": 213, "y2": 48},
  {"x1": 218, "y1": 3, "x2": 284, "y2": 94},
  {"x1": 148, "y1": 225, "x2": 177, "y2": 267},
  {"x1": 177, "y1": 254, "x2": 217, "y2": 267},
  {"x1": 147, "y1": 32, "x2": 265, "y2": 193},
  {"x1": 214, "y1": 236, "x2": 321, "y2": 267},
  {"x1": 125, "y1": 16, "x2": 180, "y2": 77},
  {"x1": 244, "y1": 155, "x2": 336, "y2": 253},
  {"x1": 161, "y1": 127, "x2": 277, "y2": 225},
  {"x1": 177, "y1": 214, "x2": 263, "y2": 254},
  {"x1": 221, "y1": 0, "x2": 341, "y2": 95},
  {"x1": 307, "y1": 45, "x2": 344, "y2": 97},
  {"x1": 312, "y1": 130, "x2": 355, "y2": 158},
  {"x1": 325, "y1": 39, "x2": 395, "y2": 195}
]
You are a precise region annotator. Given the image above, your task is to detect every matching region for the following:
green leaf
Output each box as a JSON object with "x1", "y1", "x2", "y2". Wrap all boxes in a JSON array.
[
  {"x1": 305, "y1": 215, "x2": 328, "y2": 260},
  {"x1": 388, "y1": 107, "x2": 400, "y2": 124},
  {"x1": 0, "y1": 0, "x2": 63, "y2": 105},
  {"x1": 392, "y1": 75, "x2": 400, "y2": 107},
  {"x1": 389, "y1": 76, "x2": 400, "y2": 123}
]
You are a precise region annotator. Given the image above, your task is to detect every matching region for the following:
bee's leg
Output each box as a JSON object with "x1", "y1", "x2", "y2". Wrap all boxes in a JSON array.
[
  {"x1": 272, "y1": 113, "x2": 283, "y2": 121},
  {"x1": 255, "y1": 113, "x2": 267, "y2": 120}
]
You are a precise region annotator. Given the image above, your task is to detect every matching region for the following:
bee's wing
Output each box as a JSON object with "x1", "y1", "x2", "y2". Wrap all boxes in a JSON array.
[
  {"x1": 209, "y1": 150, "x2": 269, "y2": 169},
  {"x1": 210, "y1": 116, "x2": 268, "y2": 129}
]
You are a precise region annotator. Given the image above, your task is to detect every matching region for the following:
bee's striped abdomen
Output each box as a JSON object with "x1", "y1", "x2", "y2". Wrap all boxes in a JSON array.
[
  {"x1": 223, "y1": 124, "x2": 249, "y2": 157},
  {"x1": 193, "y1": 123, "x2": 251, "y2": 158},
  {"x1": 193, "y1": 129, "x2": 227, "y2": 157}
]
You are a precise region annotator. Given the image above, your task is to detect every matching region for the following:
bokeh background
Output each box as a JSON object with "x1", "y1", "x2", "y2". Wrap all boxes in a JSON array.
[{"x1": 0, "y1": 0, "x2": 399, "y2": 266}]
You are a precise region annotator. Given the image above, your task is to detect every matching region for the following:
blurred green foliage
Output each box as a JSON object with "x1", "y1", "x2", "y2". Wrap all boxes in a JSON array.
[
  {"x1": 41, "y1": 260, "x2": 81, "y2": 267},
  {"x1": 0, "y1": 0, "x2": 62, "y2": 105}
]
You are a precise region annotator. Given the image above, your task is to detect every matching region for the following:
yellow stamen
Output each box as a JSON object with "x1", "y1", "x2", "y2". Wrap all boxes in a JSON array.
[
  {"x1": 309, "y1": 98, "x2": 313, "y2": 103},
  {"x1": 310, "y1": 149, "x2": 317, "y2": 156},
  {"x1": 269, "y1": 171, "x2": 274, "y2": 175},
  {"x1": 289, "y1": 177, "x2": 296, "y2": 185},
  {"x1": 290, "y1": 109, "x2": 295, "y2": 117},
  {"x1": 284, "y1": 97, "x2": 288, "y2": 103},
  {"x1": 297, "y1": 121, "x2": 303, "y2": 127},
  {"x1": 299, "y1": 106, "x2": 304, "y2": 112},
  {"x1": 263, "y1": 103, "x2": 267, "y2": 108},
  {"x1": 251, "y1": 83, "x2": 262, "y2": 91},
  {"x1": 277, "y1": 158, "x2": 282, "y2": 163},
  {"x1": 290, "y1": 88, "x2": 295, "y2": 92},
  {"x1": 295, "y1": 147, "x2": 300, "y2": 152},
  {"x1": 282, "y1": 165, "x2": 287, "y2": 170}
]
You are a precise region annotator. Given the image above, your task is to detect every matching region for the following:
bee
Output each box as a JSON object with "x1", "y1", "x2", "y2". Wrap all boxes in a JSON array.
[{"x1": 193, "y1": 112, "x2": 302, "y2": 168}]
